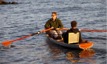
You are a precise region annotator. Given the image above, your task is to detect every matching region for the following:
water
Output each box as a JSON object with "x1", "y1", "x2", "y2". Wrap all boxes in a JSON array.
[{"x1": 0, "y1": 0, "x2": 106, "y2": 64}]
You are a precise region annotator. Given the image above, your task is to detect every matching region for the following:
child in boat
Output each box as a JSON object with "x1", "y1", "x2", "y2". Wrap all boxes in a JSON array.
[{"x1": 62, "y1": 20, "x2": 85, "y2": 44}]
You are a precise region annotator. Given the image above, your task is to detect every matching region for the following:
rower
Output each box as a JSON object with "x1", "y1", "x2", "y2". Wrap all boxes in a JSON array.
[{"x1": 44, "y1": 12, "x2": 64, "y2": 40}]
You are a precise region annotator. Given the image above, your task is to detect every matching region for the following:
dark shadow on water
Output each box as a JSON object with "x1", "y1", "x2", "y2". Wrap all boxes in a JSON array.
[{"x1": 0, "y1": 2, "x2": 18, "y2": 5}]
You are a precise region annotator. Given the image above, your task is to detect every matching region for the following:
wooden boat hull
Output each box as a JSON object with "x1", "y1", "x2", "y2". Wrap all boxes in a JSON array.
[
  {"x1": 47, "y1": 35, "x2": 94, "y2": 50},
  {"x1": 47, "y1": 36, "x2": 80, "y2": 49}
]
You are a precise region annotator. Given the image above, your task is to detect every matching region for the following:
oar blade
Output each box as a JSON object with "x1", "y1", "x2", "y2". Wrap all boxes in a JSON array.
[
  {"x1": 79, "y1": 42, "x2": 93, "y2": 50},
  {"x1": 1, "y1": 40, "x2": 12, "y2": 47}
]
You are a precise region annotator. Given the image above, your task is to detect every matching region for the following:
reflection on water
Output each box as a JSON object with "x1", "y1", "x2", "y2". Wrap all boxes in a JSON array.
[
  {"x1": 79, "y1": 49, "x2": 95, "y2": 58},
  {"x1": 46, "y1": 38, "x2": 96, "y2": 64},
  {"x1": 46, "y1": 40, "x2": 62, "y2": 59},
  {"x1": 66, "y1": 52, "x2": 79, "y2": 63},
  {"x1": 66, "y1": 49, "x2": 96, "y2": 64}
]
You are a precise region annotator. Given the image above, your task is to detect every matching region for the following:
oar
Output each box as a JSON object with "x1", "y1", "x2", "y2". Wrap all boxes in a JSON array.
[
  {"x1": 1, "y1": 28, "x2": 52, "y2": 47},
  {"x1": 59, "y1": 28, "x2": 107, "y2": 32},
  {"x1": 81, "y1": 29, "x2": 107, "y2": 32}
]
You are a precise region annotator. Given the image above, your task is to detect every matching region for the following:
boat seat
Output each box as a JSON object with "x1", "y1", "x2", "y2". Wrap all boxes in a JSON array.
[{"x1": 68, "y1": 32, "x2": 79, "y2": 44}]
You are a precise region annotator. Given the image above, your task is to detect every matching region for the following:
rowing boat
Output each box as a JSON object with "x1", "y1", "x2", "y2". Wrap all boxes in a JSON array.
[
  {"x1": 47, "y1": 36, "x2": 80, "y2": 49},
  {"x1": 47, "y1": 36, "x2": 93, "y2": 50}
]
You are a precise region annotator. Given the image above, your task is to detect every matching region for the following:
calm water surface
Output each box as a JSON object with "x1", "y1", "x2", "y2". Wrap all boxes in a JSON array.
[{"x1": 0, "y1": 0, "x2": 106, "y2": 64}]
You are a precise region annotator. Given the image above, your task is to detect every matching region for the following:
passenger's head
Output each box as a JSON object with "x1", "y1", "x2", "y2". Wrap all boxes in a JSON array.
[
  {"x1": 71, "y1": 20, "x2": 77, "y2": 28},
  {"x1": 51, "y1": 12, "x2": 57, "y2": 20}
]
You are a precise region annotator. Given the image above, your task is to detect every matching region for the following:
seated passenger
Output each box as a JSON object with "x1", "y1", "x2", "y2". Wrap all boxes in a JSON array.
[{"x1": 62, "y1": 21, "x2": 83, "y2": 44}]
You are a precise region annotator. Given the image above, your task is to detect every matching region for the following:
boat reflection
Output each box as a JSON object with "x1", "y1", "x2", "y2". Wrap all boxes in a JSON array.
[
  {"x1": 66, "y1": 49, "x2": 96, "y2": 64},
  {"x1": 79, "y1": 49, "x2": 95, "y2": 58},
  {"x1": 46, "y1": 38, "x2": 96, "y2": 64}
]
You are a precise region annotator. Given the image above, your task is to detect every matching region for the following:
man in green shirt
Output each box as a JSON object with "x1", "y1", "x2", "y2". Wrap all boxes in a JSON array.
[{"x1": 45, "y1": 12, "x2": 64, "y2": 39}]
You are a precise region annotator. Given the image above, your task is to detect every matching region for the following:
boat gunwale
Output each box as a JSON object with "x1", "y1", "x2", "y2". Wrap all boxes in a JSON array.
[{"x1": 47, "y1": 36, "x2": 80, "y2": 49}]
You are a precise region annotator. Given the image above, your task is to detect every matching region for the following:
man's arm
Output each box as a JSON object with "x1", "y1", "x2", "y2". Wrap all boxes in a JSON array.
[
  {"x1": 58, "y1": 19, "x2": 64, "y2": 28},
  {"x1": 45, "y1": 20, "x2": 51, "y2": 29}
]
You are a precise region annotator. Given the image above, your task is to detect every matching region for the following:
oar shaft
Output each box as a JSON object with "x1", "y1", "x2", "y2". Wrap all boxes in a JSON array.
[
  {"x1": 81, "y1": 29, "x2": 107, "y2": 32},
  {"x1": 40, "y1": 28, "x2": 53, "y2": 32},
  {"x1": 58, "y1": 28, "x2": 107, "y2": 32},
  {"x1": 11, "y1": 35, "x2": 31, "y2": 42},
  {"x1": 12, "y1": 28, "x2": 53, "y2": 42}
]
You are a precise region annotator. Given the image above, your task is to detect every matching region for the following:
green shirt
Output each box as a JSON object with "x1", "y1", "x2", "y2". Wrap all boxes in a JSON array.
[{"x1": 45, "y1": 18, "x2": 64, "y2": 29}]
